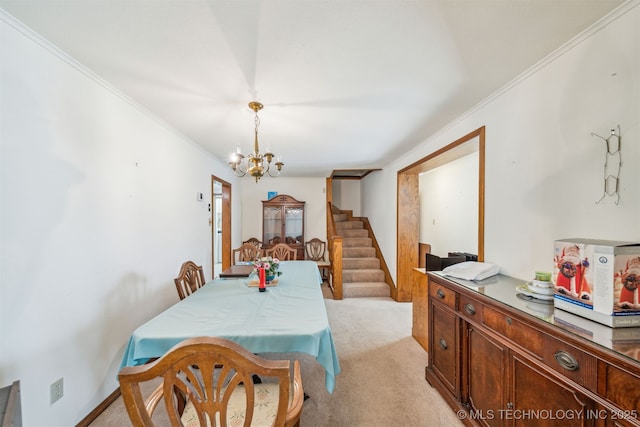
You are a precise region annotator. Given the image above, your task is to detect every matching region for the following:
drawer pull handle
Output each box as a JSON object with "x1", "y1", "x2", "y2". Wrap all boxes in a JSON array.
[
  {"x1": 439, "y1": 338, "x2": 448, "y2": 350},
  {"x1": 464, "y1": 303, "x2": 476, "y2": 315},
  {"x1": 436, "y1": 289, "x2": 446, "y2": 299},
  {"x1": 505, "y1": 317, "x2": 512, "y2": 326},
  {"x1": 554, "y1": 350, "x2": 579, "y2": 371}
]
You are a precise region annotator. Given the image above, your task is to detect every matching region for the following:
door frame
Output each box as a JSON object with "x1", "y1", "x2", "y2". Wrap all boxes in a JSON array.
[
  {"x1": 211, "y1": 175, "x2": 232, "y2": 278},
  {"x1": 396, "y1": 126, "x2": 485, "y2": 301}
]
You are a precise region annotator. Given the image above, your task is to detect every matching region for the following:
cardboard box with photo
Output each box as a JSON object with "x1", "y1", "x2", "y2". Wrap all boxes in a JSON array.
[
  {"x1": 553, "y1": 238, "x2": 640, "y2": 328},
  {"x1": 553, "y1": 241, "x2": 593, "y2": 304}
]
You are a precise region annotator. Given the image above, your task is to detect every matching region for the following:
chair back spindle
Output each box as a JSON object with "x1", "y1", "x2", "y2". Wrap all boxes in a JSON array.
[
  {"x1": 266, "y1": 243, "x2": 297, "y2": 260},
  {"x1": 233, "y1": 243, "x2": 262, "y2": 264}
]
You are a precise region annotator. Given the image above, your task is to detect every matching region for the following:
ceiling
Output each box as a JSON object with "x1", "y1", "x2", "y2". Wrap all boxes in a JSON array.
[{"x1": 0, "y1": 0, "x2": 624, "y2": 178}]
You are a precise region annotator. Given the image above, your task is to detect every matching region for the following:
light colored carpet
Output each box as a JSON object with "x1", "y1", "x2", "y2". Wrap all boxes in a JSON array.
[{"x1": 89, "y1": 289, "x2": 463, "y2": 426}]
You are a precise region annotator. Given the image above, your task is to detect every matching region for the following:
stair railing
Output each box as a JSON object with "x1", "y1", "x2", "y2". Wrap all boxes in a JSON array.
[{"x1": 326, "y1": 202, "x2": 343, "y2": 299}]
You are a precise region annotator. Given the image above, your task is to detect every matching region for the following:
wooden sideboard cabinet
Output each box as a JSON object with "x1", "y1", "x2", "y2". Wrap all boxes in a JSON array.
[
  {"x1": 261, "y1": 194, "x2": 305, "y2": 260},
  {"x1": 426, "y1": 272, "x2": 640, "y2": 427}
]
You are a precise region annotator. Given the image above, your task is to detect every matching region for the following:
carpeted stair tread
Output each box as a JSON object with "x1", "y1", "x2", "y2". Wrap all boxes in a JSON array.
[
  {"x1": 342, "y1": 257, "x2": 380, "y2": 269},
  {"x1": 333, "y1": 213, "x2": 349, "y2": 222},
  {"x1": 342, "y1": 237, "x2": 372, "y2": 247},
  {"x1": 343, "y1": 247, "x2": 376, "y2": 258},
  {"x1": 343, "y1": 268, "x2": 385, "y2": 283},
  {"x1": 343, "y1": 282, "x2": 391, "y2": 298},
  {"x1": 339, "y1": 228, "x2": 369, "y2": 238},
  {"x1": 335, "y1": 222, "x2": 364, "y2": 230}
]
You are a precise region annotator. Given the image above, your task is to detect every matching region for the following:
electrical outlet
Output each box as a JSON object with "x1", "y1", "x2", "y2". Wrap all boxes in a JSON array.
[{"x1": 50, "y1": 377, "x2": 63, "y2": 404}]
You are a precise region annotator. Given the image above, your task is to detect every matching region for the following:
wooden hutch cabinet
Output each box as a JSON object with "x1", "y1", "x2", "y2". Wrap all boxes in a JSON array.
[
  {"x1": 425, "y1": 272, "x2": 640, "y2": 427},
  {"x1": 262, "y1": 194, "x2": 305, "y2": 260}
]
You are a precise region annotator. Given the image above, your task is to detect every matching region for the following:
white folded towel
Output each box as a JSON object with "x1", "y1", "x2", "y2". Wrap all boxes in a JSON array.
[{"x1": 442, "y1": 261, "x2": 500, "y2": 281}]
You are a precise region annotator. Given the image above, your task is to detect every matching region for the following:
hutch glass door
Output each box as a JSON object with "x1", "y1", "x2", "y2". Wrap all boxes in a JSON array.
[
  {"x1": 284, "y1": 207, "x2": 303, "y2": 244},
  {"x1": 263, "y1": 206, "x2": 282, "y2": 244}
]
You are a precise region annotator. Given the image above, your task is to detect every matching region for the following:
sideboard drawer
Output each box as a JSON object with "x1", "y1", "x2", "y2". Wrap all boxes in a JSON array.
[
  {"x1": 429, "y1": 281, "x2": 456, "y2": 310},
  {"x1": 483, "y1": 306, "x2": 543, "y2": 358},
  {"x1": 458, "y1": 294, "x2": 483, "y2": 324},
  {"x1": 543, "y1": 335, "x2": 597, "y2": 391}
]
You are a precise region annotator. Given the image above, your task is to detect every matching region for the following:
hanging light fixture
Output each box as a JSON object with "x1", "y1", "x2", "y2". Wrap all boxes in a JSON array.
[{"x1": 229, "y1": 101, "x2": 284, "y2": 182}]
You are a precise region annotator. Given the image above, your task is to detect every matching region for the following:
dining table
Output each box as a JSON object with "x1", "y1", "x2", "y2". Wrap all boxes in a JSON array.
[{"x1": 120, "y1": 260, "x2": 341, "y2": 393}]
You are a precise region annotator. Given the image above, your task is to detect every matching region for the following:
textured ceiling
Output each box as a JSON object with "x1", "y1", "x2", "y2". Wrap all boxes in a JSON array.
[{"x1": 0, "y1": 0, "x2": 624, "y2": 177}]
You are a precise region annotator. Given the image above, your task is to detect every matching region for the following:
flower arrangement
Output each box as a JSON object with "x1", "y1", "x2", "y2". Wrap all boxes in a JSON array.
[{"x1": 253, "y1": 256, "x2": 282, "y2": 280}]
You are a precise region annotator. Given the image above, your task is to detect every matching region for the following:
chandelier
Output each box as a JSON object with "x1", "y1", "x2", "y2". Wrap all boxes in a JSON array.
[{"x1": 229, "y1": 101, "x2": 284, "y2": 182}]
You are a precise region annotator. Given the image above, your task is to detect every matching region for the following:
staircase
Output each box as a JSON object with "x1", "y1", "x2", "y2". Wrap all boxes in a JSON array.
[{"x1": 333, "y1": 213, "x2": 390, "y2": 298}]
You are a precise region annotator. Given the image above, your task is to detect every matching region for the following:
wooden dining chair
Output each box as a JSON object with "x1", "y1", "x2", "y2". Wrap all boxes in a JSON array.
[
  {"x1": 233, "y1": 243, "x2": 262, "y2": 264},
  {"x1": 243, "y1": 237, "x2": 262, "y2": 249},
  {"x1": 118, "y1": 336, "x2": 304, "y2": 427},
  {"x1": 305, "y1": 238, "x2": 331, "y2": 282},
  {"x1": 266, "y1": 243, "x2": 297, "y2": 260},
  {"x1": 269, "y1": 236, "x2": 282, "y2": 245},
  {"x1": 174, "y1": 261, "x2": 206, "y2": 300}
]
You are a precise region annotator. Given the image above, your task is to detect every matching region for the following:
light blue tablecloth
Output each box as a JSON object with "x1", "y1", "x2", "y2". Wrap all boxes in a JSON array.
[{"x1": 120, "y1": 261, "x2": 340, "y2": 393}]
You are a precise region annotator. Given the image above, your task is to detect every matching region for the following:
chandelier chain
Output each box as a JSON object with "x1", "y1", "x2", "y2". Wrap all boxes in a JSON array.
[{"x1": 254, "y1": 112, "x2": 260, "y2": 138}]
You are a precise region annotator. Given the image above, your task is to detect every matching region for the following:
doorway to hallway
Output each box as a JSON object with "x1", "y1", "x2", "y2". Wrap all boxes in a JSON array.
[{"x1": 211, "y1": 176, "x2": 231, "y2": 279}]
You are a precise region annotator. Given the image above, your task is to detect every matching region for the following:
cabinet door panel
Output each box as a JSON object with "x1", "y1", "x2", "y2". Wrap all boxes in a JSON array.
[
  {"x1": 467, "y1": 326, "x2": 508, "y2": 427},
  {"x1": 263, "y1": 206, "x2": 282, "y2": 243},
  {"x1": 605, "y1": 365, "x2": 640, "y2": 413},
  {"x1": 431, "y1": 303, "x2": 458, "y2": 394},
  {"x1": 284, "y1": 207, "x2": 303, "y2": 244},
  {"x1": 598, "y1": 409, "x2": 640, "y2": 427},
  {"x1": 603, "y1": 407, "x2": 639, "y2": 427},
  {"x1": 511, "y1": 354, "x2": 596, "y2": 427}
]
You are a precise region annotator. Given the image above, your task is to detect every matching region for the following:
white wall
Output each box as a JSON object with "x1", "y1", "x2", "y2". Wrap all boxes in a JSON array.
[
  {"x1": 420, "y1": 152, "x2": 479, "y2": 257},
  {"x1": 363, "y1": 2, "x2": 640, "y2": 282},
  {"x1": 0, "y1": 13, "x2": 241, "y2": 426},
  {"x1": 332, "y1": 179, "x2": 362, "y2": 216},
  {"x1": 239, "y1": 177, "x2": 328, "y2": 250}
]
